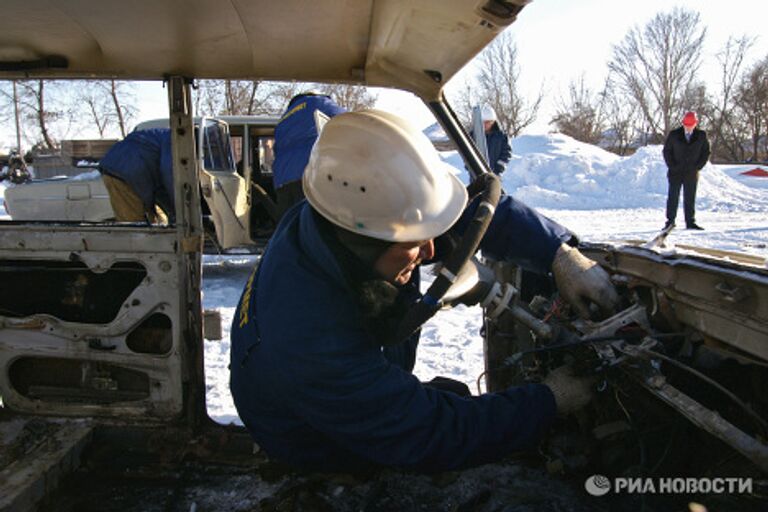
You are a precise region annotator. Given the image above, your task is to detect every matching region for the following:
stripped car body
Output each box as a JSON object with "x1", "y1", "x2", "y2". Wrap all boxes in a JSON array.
[{"x1": 0, "y1": 1, "x2": 766, "y2": 511}]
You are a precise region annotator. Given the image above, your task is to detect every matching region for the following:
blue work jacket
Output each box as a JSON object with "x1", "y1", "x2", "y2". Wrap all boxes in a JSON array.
[
  {"x1": 99, "y1": 128, "x2": 174, "y2": 219},
  {"x1": 272, "y1": 94, "x2": 346, "y2": 189},
  {"x1": 230, "y1": 195, "x2": 573, "y2": 472}
]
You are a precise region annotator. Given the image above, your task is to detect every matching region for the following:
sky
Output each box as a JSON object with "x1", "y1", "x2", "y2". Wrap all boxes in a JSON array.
[{"x1": 2, "y1": 1, "x2": 768, "y2": 149}]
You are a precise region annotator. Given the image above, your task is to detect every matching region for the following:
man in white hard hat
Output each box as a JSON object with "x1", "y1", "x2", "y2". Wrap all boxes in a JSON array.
[
  {"x1": 230, "y1": 109, "x2": 618, "y2": 472},
  {"x1": 472, "y1": 104, "x2": 512, "y2": 175}
]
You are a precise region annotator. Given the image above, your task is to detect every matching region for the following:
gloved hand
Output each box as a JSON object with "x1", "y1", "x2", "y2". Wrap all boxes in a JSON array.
[
  {"x1": 552, "y1": 243, "x2": 620, "y2": 319},
  {"x1": 543, "y1": 365, "x2": 594, "y2": 415}
]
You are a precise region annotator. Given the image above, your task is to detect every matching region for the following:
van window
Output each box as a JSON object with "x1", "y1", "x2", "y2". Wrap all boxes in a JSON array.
[
  {"x1": 202, "y1": 121, "x2": 236, "y2": 172},
  {"x1": 231, "y1": 134, "x2": 245, "y2": 175},
  {"x1": 256, "y1": 137, "x2": 275, "y2": 174}
]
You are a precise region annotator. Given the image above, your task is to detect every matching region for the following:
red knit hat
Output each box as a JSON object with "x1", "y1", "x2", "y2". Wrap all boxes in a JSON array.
[{"x1": 682, "y1": 111, "x2": 698, "y2": 127}]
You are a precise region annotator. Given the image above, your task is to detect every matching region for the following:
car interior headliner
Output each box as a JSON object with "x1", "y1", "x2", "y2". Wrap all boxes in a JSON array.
[{"x1": 0, "y1": 0, "x2": 528, "y2": 99}]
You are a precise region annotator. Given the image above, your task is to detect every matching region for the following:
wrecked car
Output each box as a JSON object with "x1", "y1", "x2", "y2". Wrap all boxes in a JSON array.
[{"x1": 0, "y1": 1, "x2": 765, "y2": 511}]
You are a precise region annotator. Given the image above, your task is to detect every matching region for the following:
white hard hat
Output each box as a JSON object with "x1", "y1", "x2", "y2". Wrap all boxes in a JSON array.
[
  {"x1": 303, "y1": 109, "x2": 468, "y2": 242},
  {"x1": 480, "y1": 104, "x2": 497, "y2": 122}
]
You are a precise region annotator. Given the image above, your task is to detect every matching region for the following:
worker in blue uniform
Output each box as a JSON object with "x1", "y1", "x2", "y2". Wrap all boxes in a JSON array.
[
  {"x1": 99, "y1": 128, "x2": 174, "y2": 223},
  {"x1": 272, "y1": 92, "x2": 346, "y2": 219},
  {"x1": 230, "y1": 110, "x2": 618, "y2": 473}
]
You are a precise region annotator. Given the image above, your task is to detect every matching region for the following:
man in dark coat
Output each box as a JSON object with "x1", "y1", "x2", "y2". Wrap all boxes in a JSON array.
[
  {"x1": 272, "y1": 92, "x2": 346, "y2": 219},
  {"x1": 662, "y1": 111, "x2": 711, "y2": 230},
  {"x1": 230, "y1": 110, "x2": 619, "y2": 473}
]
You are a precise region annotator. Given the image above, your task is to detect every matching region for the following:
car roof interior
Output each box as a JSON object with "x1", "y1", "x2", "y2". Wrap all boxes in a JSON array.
[{"x1": 0, "y1": 0, "x2": 527, "y2": 99}]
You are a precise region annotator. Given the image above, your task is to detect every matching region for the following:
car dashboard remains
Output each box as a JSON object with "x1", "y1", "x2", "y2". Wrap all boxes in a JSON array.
[{"x1": 480, "y1": 241, "x2": 768, "y2": 488}]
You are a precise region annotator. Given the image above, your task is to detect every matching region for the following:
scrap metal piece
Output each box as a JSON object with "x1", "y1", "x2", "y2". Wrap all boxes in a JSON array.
[
  {"x1": 645, "y1": 377, "x2": 768, "y2": 473},
  {"x1": 643, "y1": 222, "x2": 675, "y2": 250},
  {"x1": 501, "y1": 305, "x2": 657, "y2": 367},
  {"x1": 0, "y1": 420, "x2": 93, "y2": 511},
  {"x1": 580, "y1": 303, "x2": 652, "y2": 339},
  {"x1": 618, "y1": 357, "x2": 768, "y2": 473}
]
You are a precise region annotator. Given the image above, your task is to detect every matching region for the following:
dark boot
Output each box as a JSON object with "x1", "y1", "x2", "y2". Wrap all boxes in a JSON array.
[{"x1": 686, "y1": 223, "x2": 704, "y2": 230}]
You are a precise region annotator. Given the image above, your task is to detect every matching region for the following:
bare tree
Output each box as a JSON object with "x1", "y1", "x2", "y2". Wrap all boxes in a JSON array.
[
  {"x1": 106, "y1": 80, "x2": 136, "y2": 137},
  {"x1": 196, "y1": 80, "x2": 377, "y2": 117},
  {"x1": 0, "y1": 82, "x2": 20, "y2": 150},
  {"x1": 12, "y1": 81, "x2": 22, "y2": 151},
  {"x1": 447, "y1": 78, "x2": 478, "y2": 129},
  {"x1": 319, "y1": 84, "x2": 377, "y2": 111},
  {"x1": 222, "y1": 80, "x2": 275, "y2": 115},
  {"x1": 16, "y1": 80, "x2": 65, "y2": 151},
  {"x1": 599, "y1": 78, "x2": 642, "y2": 155},
  {"x1": 475, "y1": 31, "x2": 542, "y2": 136},
  {"x1": 79, "y1": 82, "x2": 112, "y2": 138},
  {"x1": 76, "y1": 80, "x2": 136, "y2": 139},
  {"x1": 33, "y1": 81, "x2": 56, "y2": 149},
  {"x1": 734, "y1": 55, "x2": 768, "y2": 162},
  {"x1": 195, "y1": 80, "x2": 224, "y2": 116},
  {"x1": 1, "y1": 79, "x2": 130, "y2": 149},
  {"x1": 258, "y1": 82, "x2": 377, "y2": 112},
  {"x1": 197, "y1": 80, "x2": 257, "y2": 116},
  {"x1": 707, "y1": 36, "x2": 755, "y2": 162},
  {"x1": 551, "y1": 76, "x2": 605, "y2": 144},
  {"x1": 268, "y1": 82, "x2": 305, "y2": 111},
  {"x1": 196, "y1": 80, "x2": 292, "y2": 116},
  {"x1": 608, "y1": 7, "x2": 706, "y2": 139}
]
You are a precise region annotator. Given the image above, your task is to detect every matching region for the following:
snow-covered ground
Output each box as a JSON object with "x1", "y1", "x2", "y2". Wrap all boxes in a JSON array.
[{"x1": 4, "y1": 134, "x2": 768, "y2": 424}]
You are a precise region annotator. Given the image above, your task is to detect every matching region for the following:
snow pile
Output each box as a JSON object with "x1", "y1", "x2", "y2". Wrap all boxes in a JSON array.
[
  {"x1": 504, "y1": 134, "x2": 621, "y2": 208},
  {"x1": 441, "y1": 133, "x2": 768, "y2": 212}
]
